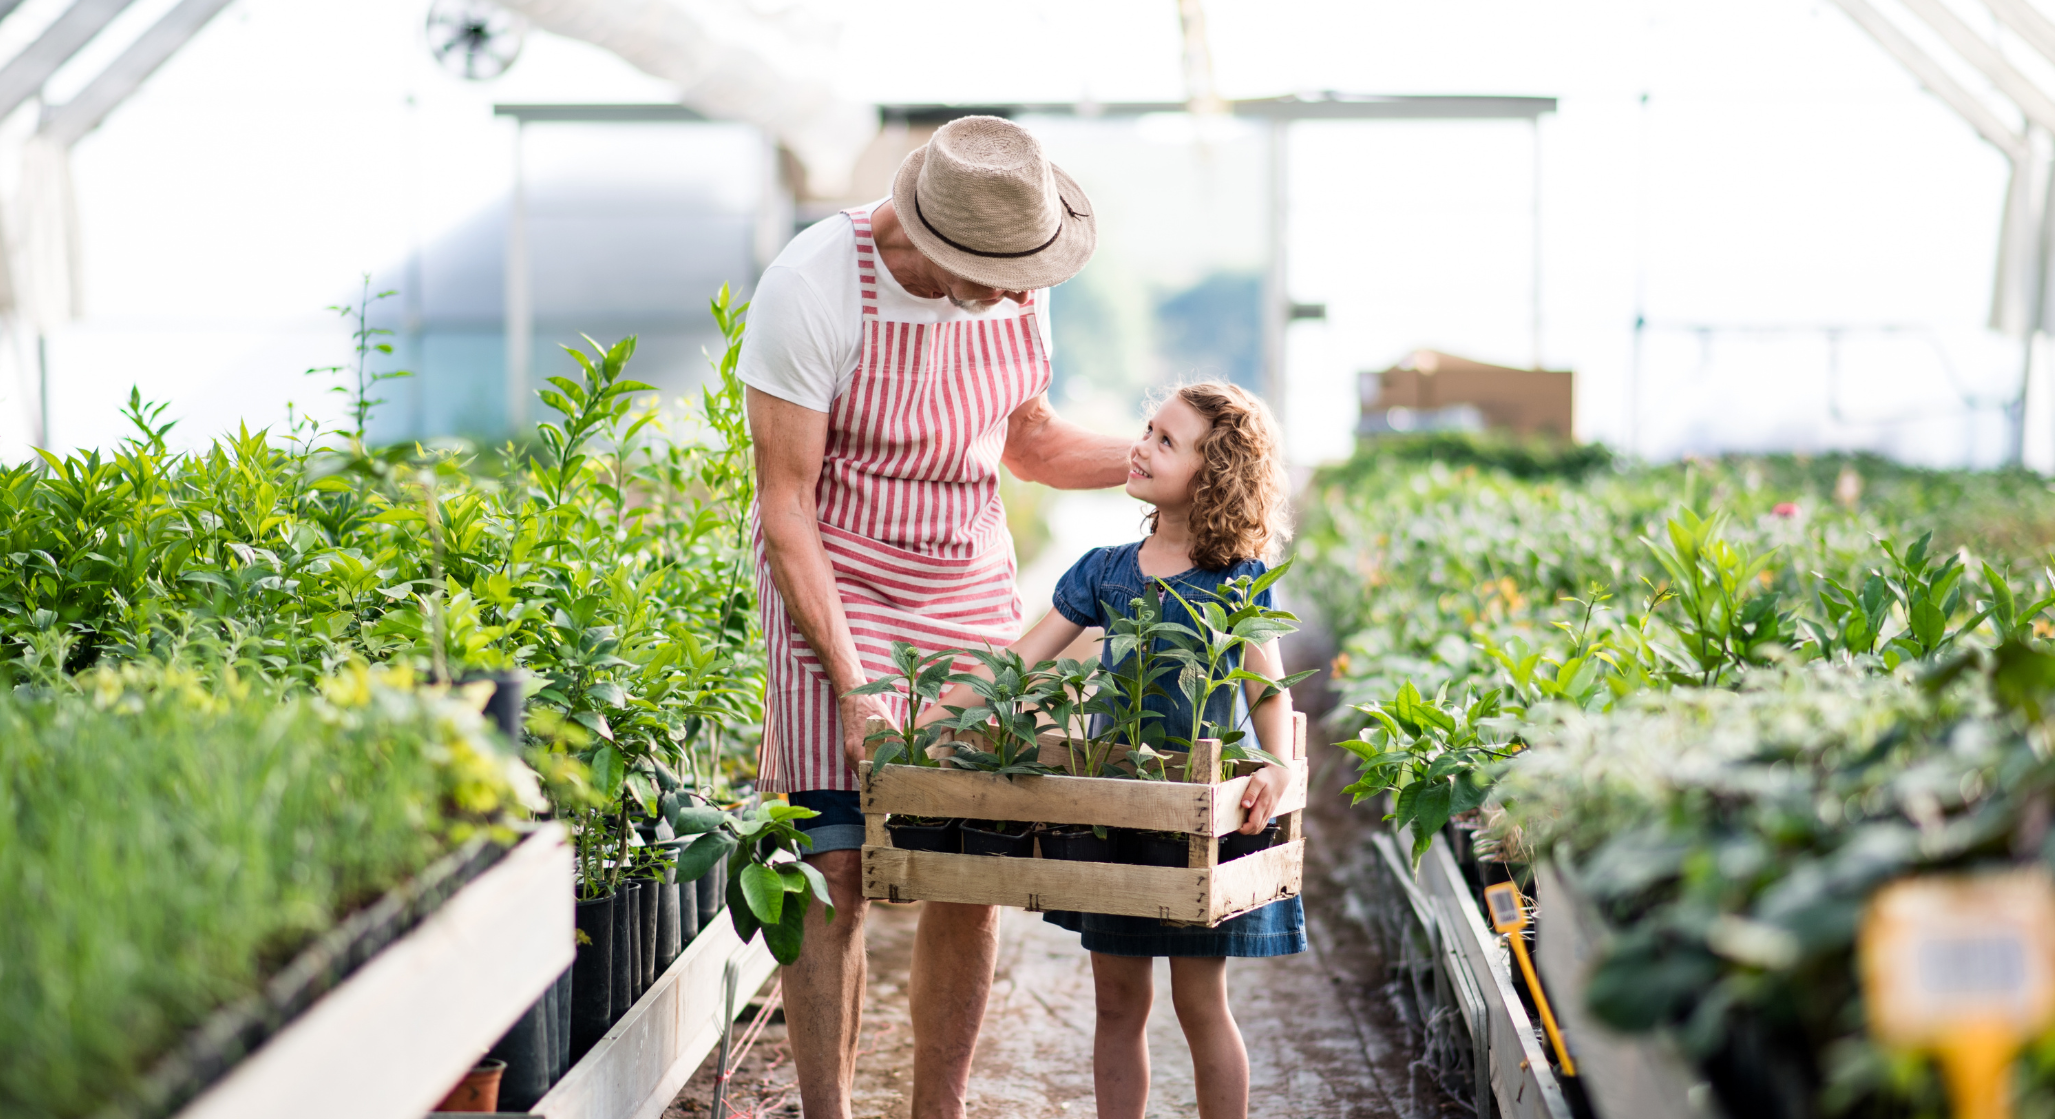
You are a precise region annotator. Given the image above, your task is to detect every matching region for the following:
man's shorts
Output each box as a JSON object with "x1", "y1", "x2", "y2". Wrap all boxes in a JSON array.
[{"x1": 788, "y1": 790, "x2": 864, "y2": 855}]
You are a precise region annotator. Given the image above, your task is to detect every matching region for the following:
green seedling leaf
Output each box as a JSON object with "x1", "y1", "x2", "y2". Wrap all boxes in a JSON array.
[{"x1": 740, "y1": 862, "x2": 785, "y2": 925}]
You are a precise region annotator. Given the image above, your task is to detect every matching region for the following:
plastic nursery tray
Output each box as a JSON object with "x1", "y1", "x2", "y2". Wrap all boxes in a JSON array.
[{"x1": 859, "y1": 714, "x2": 1307, "y2": 927}]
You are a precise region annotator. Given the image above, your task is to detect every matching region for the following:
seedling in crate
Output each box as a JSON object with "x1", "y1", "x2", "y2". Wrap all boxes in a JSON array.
[
  {"x1": 1156, "y1": 564, "x2": 1313, "y2": 782},
  {"x1": 937, "y1": 648, "x2": 1060, "y2": 778},
  {"x1": 847, "y1": 640, "x2": 961, "y2": 769}
]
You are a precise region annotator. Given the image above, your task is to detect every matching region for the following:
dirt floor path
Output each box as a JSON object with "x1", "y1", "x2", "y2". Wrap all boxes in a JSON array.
[{"x1": 664, "y1": 775, "x2": 1462, "y2": 1119}]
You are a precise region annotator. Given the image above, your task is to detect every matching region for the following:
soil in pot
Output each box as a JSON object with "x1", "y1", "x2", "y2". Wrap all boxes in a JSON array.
[
  {"x1": 1115, "y1": 828, "x2": 1191, "y2": 867},
  {"x1": 570, "y1": 894, "x2": 614, "y2": 1060},
  {"x1": 887, "y1": 816, "x2": 961, "y2": 852},
  {"x1": 960, "y1": 820, "x2": 1036, "y2": 858},
  {"x1": 434, "y1": 1057, "x2": 506, "y2": 1112},
  {"x1": 611, "y1": 883, "x2": 636, "y2": 1021},
  {"x1": 633, "y1": 876, "x2": 659, "y2": 993},
  {"x1": 655, "y1": 875, "x2": 682, "y2": 972},
  {"x1": 1039, "y1": 825, "x2": 1115, "y2": 862},
  {"x1": 1219, "y1": 822, "x2": 1282, "y2": 863}
]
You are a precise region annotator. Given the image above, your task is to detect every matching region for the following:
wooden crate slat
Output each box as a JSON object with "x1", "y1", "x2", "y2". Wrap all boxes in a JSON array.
[
  {"x1": 1202, "y1": 839, "x2": 1305, "y2": 924},
  {"x1": 863, "y1": 846, "x2": 1212, "y2": 921},
  {"x1": 861, "y1": 760, "x2": 1307, "y2": 838},
  {"x1": 862, "y1": 764, "x2": 1208, "y2": 833},
  {"x1": 861, "y1": 839, "x2": 1305, "y2": 925}
]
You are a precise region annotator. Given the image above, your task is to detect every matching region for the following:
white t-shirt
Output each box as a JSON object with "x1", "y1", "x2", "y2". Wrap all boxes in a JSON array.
[{"x1": 737, "y1": 199, "x2": 1055, "y2": 412}]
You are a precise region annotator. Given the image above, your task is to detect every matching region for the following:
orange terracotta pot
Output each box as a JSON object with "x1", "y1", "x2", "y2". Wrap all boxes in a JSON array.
[{"x1": 433, "y1": 1058, "x2": 505, "y2": 1113}]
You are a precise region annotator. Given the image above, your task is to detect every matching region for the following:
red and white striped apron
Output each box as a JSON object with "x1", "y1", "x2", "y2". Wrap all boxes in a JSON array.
[{"x1": 754, "y1": 206, "x2": 1052, "y2": 793}]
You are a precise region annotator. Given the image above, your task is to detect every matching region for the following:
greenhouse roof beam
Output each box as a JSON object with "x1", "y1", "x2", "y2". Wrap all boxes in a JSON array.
[
  {"x1": 1830, "y1": 0, "x2": 2028, "y2": 159},
  {"x1": 38, "y1": 0, "x2": 236, "y2": 149},
  {"x1": 880, "y1": 94, "x2": 1557, "y2": 123},
  {"x1": 0, "y1": 0, "x2": 139, "y2": 122},
  {"x1": 1983, "y1": 0, "x2": 2055, "y2": 67},
  {"x1": 1899, "y1": 0, "x2": 2055, "y2": 135}
]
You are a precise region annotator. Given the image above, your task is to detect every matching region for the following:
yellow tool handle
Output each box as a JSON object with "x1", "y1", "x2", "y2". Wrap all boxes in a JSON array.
[
  {"x1": 1937, "y1": 1025, "x2": 2018, "y2": 1119},
  {"x1": 1507, "y1": 934, "x2": 1578, "y2": 1077}
]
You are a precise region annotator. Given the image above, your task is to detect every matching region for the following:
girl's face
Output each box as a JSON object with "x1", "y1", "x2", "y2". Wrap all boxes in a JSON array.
[{"x1": 1126, "y1": 395, "x2": 1210, "y2": 508}]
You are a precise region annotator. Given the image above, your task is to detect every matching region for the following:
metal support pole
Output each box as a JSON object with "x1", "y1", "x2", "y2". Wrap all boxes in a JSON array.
[
  {"x1": 35, "y1": 332, "x2": 47, "y2": 450},
  {"x1": 1262, "y1": 117, "x2": 1288, "y2": 424},
  {"x1": 505, "y1": 121, "x2": 531, "y2": 434},
  {"x1": 709, "y1": 959, "x2": 740, "y2": 1119},
  {"x1": 1531, "y1": 116, "x2": 1543, "y2": 371}
]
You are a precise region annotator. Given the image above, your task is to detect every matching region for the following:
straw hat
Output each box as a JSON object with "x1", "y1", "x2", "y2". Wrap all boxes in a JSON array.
[{"x1": 891, "y1": 115, "x2": 1096, "y2": 292}]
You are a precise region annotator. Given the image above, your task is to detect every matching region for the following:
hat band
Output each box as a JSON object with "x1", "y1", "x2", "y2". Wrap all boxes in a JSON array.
[{"x1": 914, "y1": 189, "x2": 1063, "y2": 260}]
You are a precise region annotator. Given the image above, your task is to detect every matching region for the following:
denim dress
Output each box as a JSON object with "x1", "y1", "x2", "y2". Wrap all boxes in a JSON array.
[{"x1": 1039, "y1": 541, "x2": 1308, "y2": 959}]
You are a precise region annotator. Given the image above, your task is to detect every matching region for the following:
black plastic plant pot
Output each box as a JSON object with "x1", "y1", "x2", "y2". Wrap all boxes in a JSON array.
[
  {"x1": 678, "y1": 866, "x2": 701, "y2": 945},
  {"x1": 611, "y1": 883, "x2": 637, "y2": 1020},
  {"x1": 1115, "y1": 828, "x2": 1191, "y2": 867},
  {"x1": 655, "y1": 877, "x2": 682, "y2": 973},
  {"x1": 1038, "y1": 825, "x2": 1115, "y2": 862},
  {"x1": 553, "y1": 966, "x2": 572, "y2": 1081},
  {"x1": 888, "y1": 817, "x2": 962, "y2": 853},
  {"x1": 960, "y1": 820, "x2": 1036, "y2": 858},
  {"x1": 570, "y1": 894, "x2": 614, "y2": 1060},
  {"x1": 633, "y1": 876, "x2": 659, "y2": 992},
  {"x1": 485, "y1": 992, "x2": 551, "y2": 1111},
  {"x1": 1219, "y1": 822, "x2": 1282, "y2": 863},
  {"x1": 695, "y1": 865, "x2": 723, "y2": 923}
]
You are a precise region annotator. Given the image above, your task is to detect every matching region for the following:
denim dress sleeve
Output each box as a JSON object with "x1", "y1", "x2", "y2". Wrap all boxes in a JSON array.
[{"x1": 1051, "y1": 547, "x2": 1112, "y2": 627}]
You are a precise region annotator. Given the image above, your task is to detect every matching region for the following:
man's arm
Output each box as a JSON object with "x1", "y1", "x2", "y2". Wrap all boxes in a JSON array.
[
  {"x1": 1001, "y1": 393, "x2": 1129, "y2": 489},
  {"x1": 748, "y1": 387, "x2": 890, "y2": 772}
]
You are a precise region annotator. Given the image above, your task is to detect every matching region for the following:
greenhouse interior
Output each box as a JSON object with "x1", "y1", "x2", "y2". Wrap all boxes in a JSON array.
[{"x1": 9, "y1": 1, "x2": 2055, "y2": 1118}]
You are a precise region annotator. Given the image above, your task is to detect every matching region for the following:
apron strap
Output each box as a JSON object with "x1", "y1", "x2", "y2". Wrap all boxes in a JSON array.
[{"x1": 844, "y1": 206, "x2": 878, "y2": 318}]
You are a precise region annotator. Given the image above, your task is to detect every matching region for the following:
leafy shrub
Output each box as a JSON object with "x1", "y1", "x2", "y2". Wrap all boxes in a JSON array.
[
  {"x1": 0, "y1": 289, "x2": 764, "y2": 899},
  {"x1": 1308, "y1": 444, "x2": 2055, "y2": 1113}
]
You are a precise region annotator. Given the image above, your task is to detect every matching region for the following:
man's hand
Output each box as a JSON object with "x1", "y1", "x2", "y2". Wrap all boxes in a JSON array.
[
  {"x1": 840, "y1": 689, "x2": 894, "y2": 774},
  {"x1": 1238, "y1": 764, "x2": 1294, "y2": 834}
]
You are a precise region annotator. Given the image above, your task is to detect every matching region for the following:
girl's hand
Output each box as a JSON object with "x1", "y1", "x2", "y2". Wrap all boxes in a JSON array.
[{"x1": 1237, "y1": 763, "x2": 1293, "y2": 834}]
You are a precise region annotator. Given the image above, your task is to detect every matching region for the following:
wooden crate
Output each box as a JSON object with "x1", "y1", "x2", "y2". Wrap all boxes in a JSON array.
[{"x1": 859, "y1": 713, "x2": 1308, "y2": 925}]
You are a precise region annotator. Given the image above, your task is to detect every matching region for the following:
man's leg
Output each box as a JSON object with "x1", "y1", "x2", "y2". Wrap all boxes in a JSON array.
[
  {"x1": 785, "y1": 848, "x2": 868, "y2": 1118},
  {"x1": 783, "y1": 790, "x2": 872, "y2": 1119},
  {"x1": 909, "y1": 901, "x2": 1000, "y2": 1119}
]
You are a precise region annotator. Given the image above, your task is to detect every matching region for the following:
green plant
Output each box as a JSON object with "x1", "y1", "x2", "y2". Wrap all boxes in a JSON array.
[
  {"x1": 847, "y1": 640, "x2": 961, "y2": 769},
  {"x1": 659, "y1": 799, "x2": 829, "y2": 965},
  {"x1": 939, "y1": 648, "x2": 1060, "y2": 776},
  {"x1": 0, "y1": 661, "x2": 531, "y2": 1118},
  {"x1": 1336, "y1": 683, "x2": 1517, "y2": 862},
  {"x1": 1156, "y1": 564, "x2": 1312, "y2": 779}
]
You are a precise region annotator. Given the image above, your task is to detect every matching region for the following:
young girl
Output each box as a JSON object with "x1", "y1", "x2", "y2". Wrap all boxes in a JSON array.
[{"x1": 933, "y1": 380, "x2": 1304, "y2": 1119}]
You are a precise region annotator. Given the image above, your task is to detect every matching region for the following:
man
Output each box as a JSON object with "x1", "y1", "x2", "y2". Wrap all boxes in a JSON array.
[{"x1": 741, "y1": 116, "x2": 1128, "y2": 1119}]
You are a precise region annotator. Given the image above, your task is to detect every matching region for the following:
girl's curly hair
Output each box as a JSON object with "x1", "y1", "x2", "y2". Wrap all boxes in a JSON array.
[{"x1": 1144, "y1": 381, "x2": 1292, "y2": 570}]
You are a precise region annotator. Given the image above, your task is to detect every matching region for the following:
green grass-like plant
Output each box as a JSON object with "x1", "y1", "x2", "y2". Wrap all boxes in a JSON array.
[{"x1": 0, "y1": 662, "x2": 531, "y2": 1119}]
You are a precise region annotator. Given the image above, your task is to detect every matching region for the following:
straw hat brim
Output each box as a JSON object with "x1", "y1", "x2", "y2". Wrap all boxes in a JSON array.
[{"x1": 891, "y1": 145, "x2": 1097, "y2": 292}]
